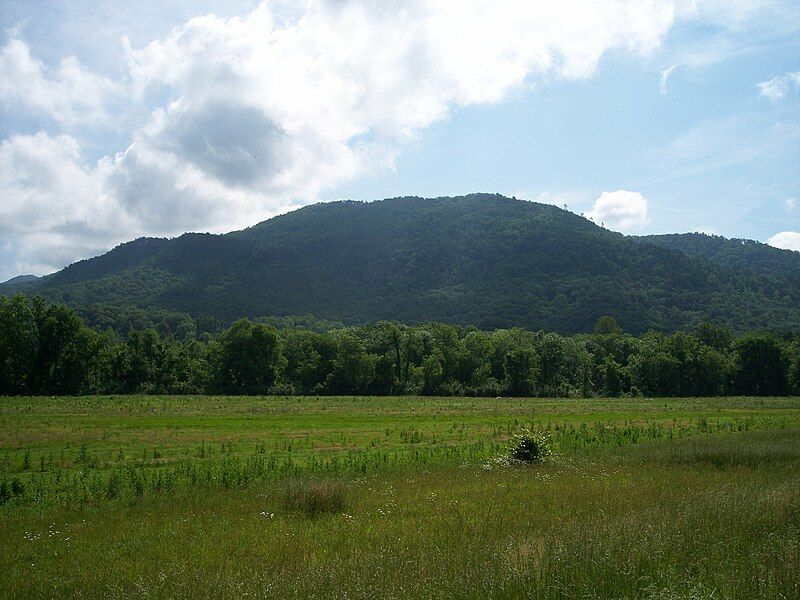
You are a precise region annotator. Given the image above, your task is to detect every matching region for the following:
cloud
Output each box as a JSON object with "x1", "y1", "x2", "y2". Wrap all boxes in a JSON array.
[
  {"x1": 758, "y1": 71, "x2": 800, "y2": 100},
  {"x1": 0, "y1": 38, "x2": 120, "y2": 125},
  {"x1": 787, "y1": 198, "x2": 797, "y2": 211},
  {"x1": 650, "y1": 1, "x2": 800, "y2": 102},
  {"x1": 659, "y1": 64, "x2": 678, "y2": 94},
  {"x1": 767, "y1": 231, "x2": 800, "y2": 251},
  {"x1": 5, "y1": 0, "x2": 796, "y2": 277},
  {"x1": 0, "y1": 132, "x2": 131, "y2": 276},
  {"x1": 658, "y1": 112, "x2": 800, "y2": 179},
  {"x1": 1, "y1": 0, "x2": 688, "y2": 275},
  {"x1": 587, "y1": 190, "x2": 650, "y2": 231}
]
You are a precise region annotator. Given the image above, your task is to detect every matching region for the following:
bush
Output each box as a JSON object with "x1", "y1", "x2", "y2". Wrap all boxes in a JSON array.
[
  {"x1": 508, "y1": 430, "x2": 552, "y2": 463},
  {"x1": 282, "y1": 479, "x2": 347, "y2": 517},
  {"x1": 484, "y1": 429, "x2": 553, "y2": 470}
]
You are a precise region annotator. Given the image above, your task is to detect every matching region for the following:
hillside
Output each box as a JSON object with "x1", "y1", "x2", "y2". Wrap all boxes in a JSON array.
[
  {"x1": 638, "y1": 233, "x2": 800, "y2": 285},
  {"x1": 3, "y1": 194, "x2": 799, "y2": 333},
  {"x1": 1, "y1": 274, "x2": 40, "y2": 285}
]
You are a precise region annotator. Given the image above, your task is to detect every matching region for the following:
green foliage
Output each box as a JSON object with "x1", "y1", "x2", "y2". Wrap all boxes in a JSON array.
[
  {"x1": 789, "y1": 341, "x2": 800, "y2": 395},
  {"x1": 1, "y1": 295, "x2": 797, "y2": 398},
  {"x1": 640, "y1": 232, "x2": 800, "y2": 286},
  {"x1": 282, "y1": 480, "x2": 348, "y2": 517},
  {"x1": 216, "y1": 320, "x2": 284, "y2": 394},
  {"x1": 732, "y1": 333, "x2": 789, "y2": 396},
  {"x1": 508, "y1": 429, "x2": 552, "y2": 463},
  {"x1": 594, "y1": 315, "x2": 622, "y2": 335},
  {"x1": 503, "y1": 348, "x2": 537, "y2": 396},
  {"x1": 4, "y1": 195, "x2": 799, "y2": 334}
]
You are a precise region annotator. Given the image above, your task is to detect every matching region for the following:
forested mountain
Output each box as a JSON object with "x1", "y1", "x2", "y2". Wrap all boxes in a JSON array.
[
  {"x1": 638, "y1": 233, "x2": 800, "y2": 285},
  {"x1": 3, "y1": 194, "x2": 799, "y2": 334},
  {"x1": 1, "y1": 274, "x2": 40, "y2": 285}
]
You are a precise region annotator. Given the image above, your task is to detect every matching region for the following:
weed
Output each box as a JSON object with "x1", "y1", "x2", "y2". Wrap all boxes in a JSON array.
[{"x1": 282, "y1": 479, "x2": 348, "y2": 516}]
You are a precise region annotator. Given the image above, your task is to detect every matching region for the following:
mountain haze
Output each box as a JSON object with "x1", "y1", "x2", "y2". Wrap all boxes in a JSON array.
[{"x1": 3, "y1": 194, "x2": 798, "y2": 334}]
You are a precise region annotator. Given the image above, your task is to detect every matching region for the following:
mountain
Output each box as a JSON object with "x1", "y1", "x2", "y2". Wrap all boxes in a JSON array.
[
  {"x1": 1, "y1": 274, "x2": 40, "y2": 285},
  {"x1": 2, "y1": 194, "x2": 799, "y2": 334},
  {"x1": 638, "y1": 233, "x2": 800, "y2": 286}
]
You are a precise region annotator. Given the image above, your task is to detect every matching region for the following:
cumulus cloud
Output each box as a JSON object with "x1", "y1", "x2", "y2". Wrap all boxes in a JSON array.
[
  {"x1": 1, "y1": 0, "x2": 686, "y2": 275},
  {"x1": 0, "y1": 132, "x2": 131, "y2": 275},
  {"x1": 767, "y1": 231, "x2": 800, "y2": 252},
  {"x1": 586, "y1": 190, "x2": 650, "y2": 231},
  {"x1": 0, "y1": 38, "x2": 120, "y2": 125},
  {"x1": 0, "y1": 0, "x2": 784, "y2": 277},
  {"x1": 758, "y1": 71, "x2": 800, "y2": 100}
]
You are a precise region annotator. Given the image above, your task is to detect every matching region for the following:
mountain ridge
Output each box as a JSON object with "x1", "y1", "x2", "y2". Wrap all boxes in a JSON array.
[{"x1": 3, "y1": 194, "x2": 798, "y2": 334}]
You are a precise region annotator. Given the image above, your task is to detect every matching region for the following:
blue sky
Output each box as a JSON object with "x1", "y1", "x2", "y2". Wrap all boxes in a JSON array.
[{"x1": 0, "y1": 0, "x2": 798, "y2": 281}]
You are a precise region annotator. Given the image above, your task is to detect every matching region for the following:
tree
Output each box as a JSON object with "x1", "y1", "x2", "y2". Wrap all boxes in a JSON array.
[
  {"x1": 732, "y1": 333, "x2": 788, "y2": 396},
  {"x1": 694, "y1": 322, "x2": 733, "y2": 351},
  {"x1": 216, "y1": 319, "x2": 284, "y2": 394},
  {"x1": 421, "y1": 349, "x2": 445, "y2": 395},
  {"x1": 503, "y1": 348, "x2": 537, "y2": 396},
  {"x1": 458, "y1": 330, "x2": 494, "y2": 389},
  {"x1": 788, "y1": 341, "x2": 800, "y2": 396},
  {"x1": 599, "y1": 356, "x2": 623, "y2": 397},
  {"x1": 325, "y1": 334, "x2": 375, "y2": 395},
  {"x1": 594, "y1": 315, "x2": 622, "y2": 336},
  {"x1": 0, "y1": 295, "x2": 37, "y2": 394}
]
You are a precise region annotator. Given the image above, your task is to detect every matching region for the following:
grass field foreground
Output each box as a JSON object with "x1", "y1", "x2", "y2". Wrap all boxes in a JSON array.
[{"x1": 1, "y1": 396, "x2": 798, "y2": 598}]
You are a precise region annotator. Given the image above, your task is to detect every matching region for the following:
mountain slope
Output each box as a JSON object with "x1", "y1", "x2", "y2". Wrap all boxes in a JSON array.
[
  {"x1": 1, "y1": 274, "x2": 40, "y2": 285},
  {"x1": 3, "y1": 194, "x2": 799, "y2": 333},
  {"x1": 638, "y1": 233, "x2": 800, "y2": 285}
]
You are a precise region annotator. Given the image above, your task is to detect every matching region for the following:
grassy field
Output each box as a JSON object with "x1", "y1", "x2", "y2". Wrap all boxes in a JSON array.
[{"x1": 1, "y1": 396, "x2": 799, "y2": 598}]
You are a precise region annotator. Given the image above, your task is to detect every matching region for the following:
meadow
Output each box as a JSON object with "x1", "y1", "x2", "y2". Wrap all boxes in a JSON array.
[{"x1": 1, "y1": 395, "x2": 799, "y2": 598}]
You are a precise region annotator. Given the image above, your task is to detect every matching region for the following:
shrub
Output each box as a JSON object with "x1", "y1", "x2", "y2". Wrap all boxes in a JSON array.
[
  {"x1": 282, "y1": 480, "x2": 347, "y2": 517},
  {"x1": 484, "y1": 429, "x2": 553, "y2": 470},
  {"x1": 508, "y1": 429, "x2": 552, "y2": 463}
]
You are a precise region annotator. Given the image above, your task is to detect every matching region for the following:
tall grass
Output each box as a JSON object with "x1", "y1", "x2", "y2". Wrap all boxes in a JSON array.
[
  {"x1": 0, "y1": 396, "x2": 798, "y2": 598},
  {"x1": 1, "y1": 428, "x2": 797, "y2": 598},
  {"x1": 282, "y1": 479, "x2": 348, "y2": 516}
]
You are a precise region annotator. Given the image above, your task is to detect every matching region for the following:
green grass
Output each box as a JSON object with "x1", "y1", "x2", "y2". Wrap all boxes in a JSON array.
[{"x1": 1, "y1": 396, "x2": 799, "y2": 598}]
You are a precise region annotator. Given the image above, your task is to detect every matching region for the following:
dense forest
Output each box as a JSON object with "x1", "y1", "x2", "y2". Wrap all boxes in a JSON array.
[
  {"x1": 3, "y1": 194, "x2": 799, "y2": 334},
  {"x1": 638, "y1": 232, "x2": 800, "y2": 285},
  {"x1": 1, "y1": 295, "x2": 797, "y2": 398}
]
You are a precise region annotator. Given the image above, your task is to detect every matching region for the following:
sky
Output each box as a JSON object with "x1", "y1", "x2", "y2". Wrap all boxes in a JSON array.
[{"x1": 0, "y1": 0, "x2": 799, "y2": 281}]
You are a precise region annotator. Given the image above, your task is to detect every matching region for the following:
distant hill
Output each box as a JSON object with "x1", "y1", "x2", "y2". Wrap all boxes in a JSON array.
[
  {"x1": 1, "y1": 274, "x2": 40, "y2": 285},
  {"x1": 2, "y1": 194, "x2": 798, "y2": 333},
  {"x1": 638, "y1": 233, "x2": 800, "y2": 285}
]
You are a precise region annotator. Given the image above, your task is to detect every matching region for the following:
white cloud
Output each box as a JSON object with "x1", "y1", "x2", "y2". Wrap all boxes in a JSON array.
[
  {"x1": 1, "y1": 0, "x2": 792, "y2": 276},
  {"x1": 659, "y1": 64, "x2": 678, "y2": 94},
  {"x1": 758, "y1": 71, "x2": 800, "y2": 100},
  {"x1": 787, "y1": 198, "x2": 797, "y2": 211},
  {"x1": 0, "y1": 132, "x2": 131, "y2": 275},
  {"x1": 659, "y1": 113, "x2": 800, "y2": 179},
  {"x1": 1, "y1": 0, "x2": 686, "y2": 274},
  {"x1": 587, "y1": 190, "x2": 650, "y2": 231},
  {"x1": 767, "y1": 231, "x2": 800, "y2": 252},
  {"x1": 0, "y1": 38, "x2": 120, "y2": 125}
]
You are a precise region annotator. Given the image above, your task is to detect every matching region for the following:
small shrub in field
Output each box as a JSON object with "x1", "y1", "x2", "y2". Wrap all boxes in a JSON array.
[
  {"x1": 282, "y1": 480, "x2": 347, "y2": 517},
  {"x1": 486, "y1": 430, "x2": 553, "y2": 469},
  {"x1": 509, "y1": 430, "x2": 552, "y2": 463}
]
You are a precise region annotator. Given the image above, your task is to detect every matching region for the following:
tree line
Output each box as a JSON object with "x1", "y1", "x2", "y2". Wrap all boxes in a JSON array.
[{"x1": 1, "y1": 296, "x2": 797, "y2": 398}]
